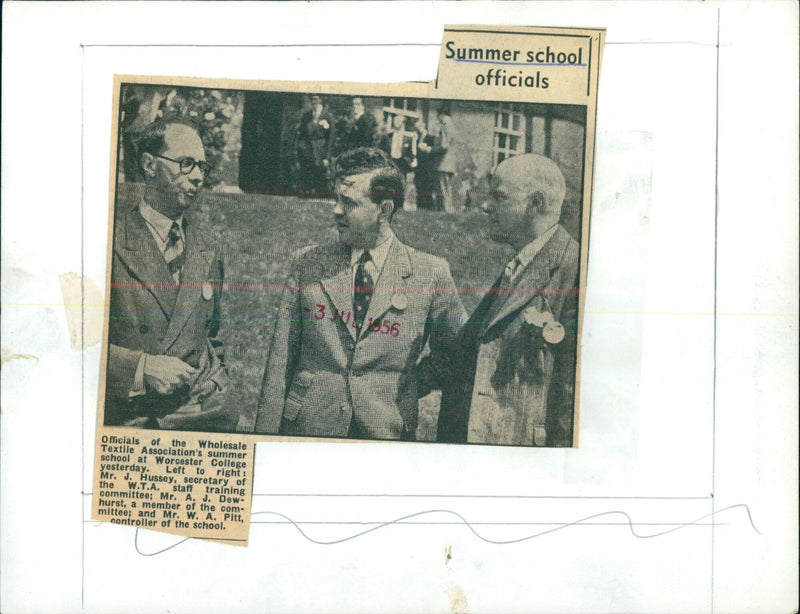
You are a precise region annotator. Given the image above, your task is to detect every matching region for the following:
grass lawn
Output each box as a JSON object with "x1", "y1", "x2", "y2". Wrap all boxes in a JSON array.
[{"x1": 181, "y1": 189, "x2": 515, "y2": 439}]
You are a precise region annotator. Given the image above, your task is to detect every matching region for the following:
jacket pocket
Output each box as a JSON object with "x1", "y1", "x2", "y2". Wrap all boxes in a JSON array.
[{"x1": 283, "y1": 372, "x2": 312, "y2": 421}]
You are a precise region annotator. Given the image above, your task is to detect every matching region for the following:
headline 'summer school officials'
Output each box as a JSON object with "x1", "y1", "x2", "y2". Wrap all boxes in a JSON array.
[
  {"x1": 255, "y1": 148, "x2": 467, "y2": 440},
  {"x1": 105, "y1": 122, "x2": 235, "y2": 431},
  {"x1": 437, "y1": 154, "x2": 579, "y2": 447}
]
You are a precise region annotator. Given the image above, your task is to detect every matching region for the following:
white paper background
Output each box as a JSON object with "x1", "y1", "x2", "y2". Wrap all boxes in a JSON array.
[{"x1": 1, "y1": 2, "x2": 797, "y2": 613}]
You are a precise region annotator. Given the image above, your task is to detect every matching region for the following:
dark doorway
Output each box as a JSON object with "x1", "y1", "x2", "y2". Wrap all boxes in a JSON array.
[{"x1": 239, "y1": 91, "x2": 286, "y2": 194}]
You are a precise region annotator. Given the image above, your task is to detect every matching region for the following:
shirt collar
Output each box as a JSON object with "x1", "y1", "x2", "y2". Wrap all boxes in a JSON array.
[
  {"x1": 350, "y1": 229, "x2": 395, "y2": 272},
  {"x1": 513, "y1": 223, "x2": 559, "y2": 274},
  {"x1": 139, "y1": 198, "x2": 184, "y2": 244}
]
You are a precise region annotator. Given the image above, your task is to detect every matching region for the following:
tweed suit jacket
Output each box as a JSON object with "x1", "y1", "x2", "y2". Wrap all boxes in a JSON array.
[
  {"x1": 104, "y1": 204, "x2": 234, "y2": 431},
  {"x1": 255, "y1": 237, "x2": 467, "y2": 440},
  {"x1": 437, "y1": 225, "x2": 580, "y2": 447}
]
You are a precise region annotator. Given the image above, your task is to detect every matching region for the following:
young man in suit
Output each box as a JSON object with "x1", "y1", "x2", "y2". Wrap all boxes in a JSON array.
[
  {"x1": 104, "y1": 121, "x2": 235, "y2": 431},
  {"x1": 255, "y1": 148, "x2": 467, "y2": 440},
  {"x1": 437, "y1": 154, "x2": 580, "y2": 447}
]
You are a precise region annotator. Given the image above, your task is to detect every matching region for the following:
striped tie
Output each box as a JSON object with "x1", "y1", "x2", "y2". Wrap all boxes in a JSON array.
[
  {"x1": 164, "y1": 221, "x2": 185, "y2": 280},
  {"x1": 353, "y1": 251, "x2": 374, "y2": 335}
]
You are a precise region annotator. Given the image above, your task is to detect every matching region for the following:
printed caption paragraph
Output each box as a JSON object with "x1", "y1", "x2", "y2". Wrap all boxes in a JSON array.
[{"x1": 93, "y1": 433, "x2": 254, "y2": 543}]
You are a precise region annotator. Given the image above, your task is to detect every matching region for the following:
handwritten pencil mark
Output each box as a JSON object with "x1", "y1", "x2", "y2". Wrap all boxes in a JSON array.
[
  {"x1": 133, "y1": 503, "x2": 759, "y2": 556},
  {"x1": 135, "y1": 532, "x2": 190, "y2": 556}
]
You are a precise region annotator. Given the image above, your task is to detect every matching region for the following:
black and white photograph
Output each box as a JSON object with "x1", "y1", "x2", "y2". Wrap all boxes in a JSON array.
[
  {"x1": 102, "y1": 79, "x2": 589, "y2": 447},
  {"x1": 4, "y1": 4, "x2": 797, "y2": 614}
]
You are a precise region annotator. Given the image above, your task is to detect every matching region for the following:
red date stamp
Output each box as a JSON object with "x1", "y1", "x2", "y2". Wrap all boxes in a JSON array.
[{"x1": 303, "y1": 304, "x2": 400, "y2": 337}]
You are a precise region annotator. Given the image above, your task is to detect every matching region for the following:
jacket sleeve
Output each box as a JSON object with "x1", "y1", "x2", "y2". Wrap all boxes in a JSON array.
[
  {"x1": 106, "y1": 343, "x2": 143, "y2": 401},
  {"x1": 545, "y1": 240, "x2": 580, "y2": 447},
  {"x1": 415, "y1": 262, "x2": 468, "y2": 397},
  {"x1": 254, "y1": 264, "x2": 302, "y2": 433}
]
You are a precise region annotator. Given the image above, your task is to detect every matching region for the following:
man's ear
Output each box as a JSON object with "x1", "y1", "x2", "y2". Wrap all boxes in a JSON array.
[
  {"x1": 527, "y1": 190, "x2": 546, "y2": 215},
  {"x1": 140, "y1": 152, "x2": 157, "y2": 179},
  {"x1": 379, "y1": 199, "x2": 395, "y2": 221}
]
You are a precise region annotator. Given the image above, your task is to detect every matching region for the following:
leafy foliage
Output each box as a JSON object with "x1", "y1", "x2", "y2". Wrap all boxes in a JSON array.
[{"x1": 156, "y1": 88, "x2": 242, "y2": 186}]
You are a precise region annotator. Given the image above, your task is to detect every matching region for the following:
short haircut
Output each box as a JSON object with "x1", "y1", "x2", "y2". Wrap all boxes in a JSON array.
[
  {"x1": 495, "y1": 154, "x2": 566, "y2": 215},
  {"x1": 331, "y1": 147, "x2": 406, "y2": 216},
  {"x1": 133, "y1": 120, "x2": 197, "y2": 169}
]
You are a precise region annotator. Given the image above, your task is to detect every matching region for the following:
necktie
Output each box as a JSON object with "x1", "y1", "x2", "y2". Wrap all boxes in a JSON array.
[
  {"x1": 354, "y1": 251, "x2": 374, "y2": 335},
  {"x1": 164, "y1": 221, "x2": 185, "y2": 280}
]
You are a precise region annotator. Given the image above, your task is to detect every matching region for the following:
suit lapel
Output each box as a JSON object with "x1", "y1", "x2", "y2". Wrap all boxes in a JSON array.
[
  {"x1": 454, "y1": 273, "x2": 503, "y2": 349},
  {"x1": 320, "y1": 244, "x2": 356, "y2": 341},
  {"x1": 361, "y1": 238, "x2": 412, "y2": 339},
  {"x1": 115, "y1": 207, "x2": 179, "y2": 318},
  {"x1": 484, "y1": 226, "x2": 572, "y2": 334},
  {"x1": 161, "y1": 220, "x2": 213, "y2": 351}
]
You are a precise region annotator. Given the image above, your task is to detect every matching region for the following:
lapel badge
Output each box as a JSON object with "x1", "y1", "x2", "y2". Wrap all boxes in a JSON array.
[
  {"x1": 523, "y1": 305, "x2": 553, "y2": 327},
  {"x1": 391, "y1": 292, "x2": 408, "y2": 311},
  {"x1": 202, "y1": 281, "x2": 214, "y2": 301},
  {"x1": 542, "y1": 321, "x2": 565, "y2": 344}
]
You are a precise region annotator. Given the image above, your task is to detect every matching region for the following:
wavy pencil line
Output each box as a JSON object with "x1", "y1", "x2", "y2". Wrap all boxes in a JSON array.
[{"x1": 134, "y1": 503, "x2": 759, "y2": 556}]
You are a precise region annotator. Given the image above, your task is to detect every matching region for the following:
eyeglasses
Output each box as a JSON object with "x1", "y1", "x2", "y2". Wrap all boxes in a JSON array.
[{"x1": 155, "y1": 155, "x2": 211, "y2": 176}]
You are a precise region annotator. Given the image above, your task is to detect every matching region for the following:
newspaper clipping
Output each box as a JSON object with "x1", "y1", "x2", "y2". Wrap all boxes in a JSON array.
[{"x1": 92, "y1": 25, "x2": 605, "y2": 541}]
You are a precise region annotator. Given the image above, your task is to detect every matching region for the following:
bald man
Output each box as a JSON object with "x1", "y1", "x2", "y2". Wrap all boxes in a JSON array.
[
  {"x1": 437, "y1": 154, "x2": 580, "y2": 447},
  {"x1": 104, "y1": 121, "x2": 236, "y2": 431}
]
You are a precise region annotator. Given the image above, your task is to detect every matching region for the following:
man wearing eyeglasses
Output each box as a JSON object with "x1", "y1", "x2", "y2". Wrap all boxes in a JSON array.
[{"x1": 103, "y1": 121, "x2": 236, "y2": 431}]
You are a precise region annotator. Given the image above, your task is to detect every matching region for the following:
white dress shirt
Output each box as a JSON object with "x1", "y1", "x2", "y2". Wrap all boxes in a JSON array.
[
  {"x1": 350, "y1": 230, "x2": 394, "y2": 298},
  {"x1": 505, "y1": 223, "x2": 559, "y2": 284},
  {"x1": 139, "y1": 199, "x2": 185, "y2": 284}
]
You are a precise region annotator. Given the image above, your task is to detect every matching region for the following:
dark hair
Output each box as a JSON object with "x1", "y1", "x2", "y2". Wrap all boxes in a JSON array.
[
  {"x1": 133, "y1": 120, "x2": 198, "y2": 170},
  {"x1": 330, "y1": 147, "x2": 405, "y2": 216}
]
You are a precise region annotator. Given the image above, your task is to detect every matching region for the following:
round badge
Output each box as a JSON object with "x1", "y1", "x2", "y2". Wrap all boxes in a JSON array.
[
  {"x1": 202, "y1": 282, "x2": 214, "y2": 301},
  {"x1": 391, "y1": 293, "x2": 408, "y2": 311},
  {"x1": 542, "y1": 321, "x2": 565, "y2": 344},
  {"x1": 523, "y1": 306, "x2": 554, "y2": 327}
]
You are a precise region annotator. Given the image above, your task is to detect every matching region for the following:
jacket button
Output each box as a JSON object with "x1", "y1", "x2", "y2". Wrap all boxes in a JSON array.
[
  {"x1": 139, "y1": 324, "x2": 149, "y2": 334},
  {"x1": 348, "y1": 342, "x2": 355, "y2": 351}
]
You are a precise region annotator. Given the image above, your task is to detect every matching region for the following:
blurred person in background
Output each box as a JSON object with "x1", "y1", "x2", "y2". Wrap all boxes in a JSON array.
[
  {"x1": 343, "y1": 97, "x2": 378, "y2": 150},
  {"x1": 382, "y1": 114, "x2": 417, "y2": 176},
  {"x1": 433, "y1": 104, "x2": 462, "y2": 212},
  {"x1": 413, "y1": 118, "x2": 438, "y2": 210},
  {"x1": 296, "y1": 94, "x2": 333, "y2": 196}
]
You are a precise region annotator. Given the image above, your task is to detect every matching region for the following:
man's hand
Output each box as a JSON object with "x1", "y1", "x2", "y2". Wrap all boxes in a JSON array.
[{"x1": 143, "y1": 355, "x2": 197, "y2": 395}]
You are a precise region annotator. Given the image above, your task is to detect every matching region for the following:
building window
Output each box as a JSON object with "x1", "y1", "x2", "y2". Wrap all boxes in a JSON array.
[
  {"x1": 382, "y1": 98, "x2": 422, "y2": 131},
  {"x1": 493, "y1": 103, "x2": 526, "y2": 165}
]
